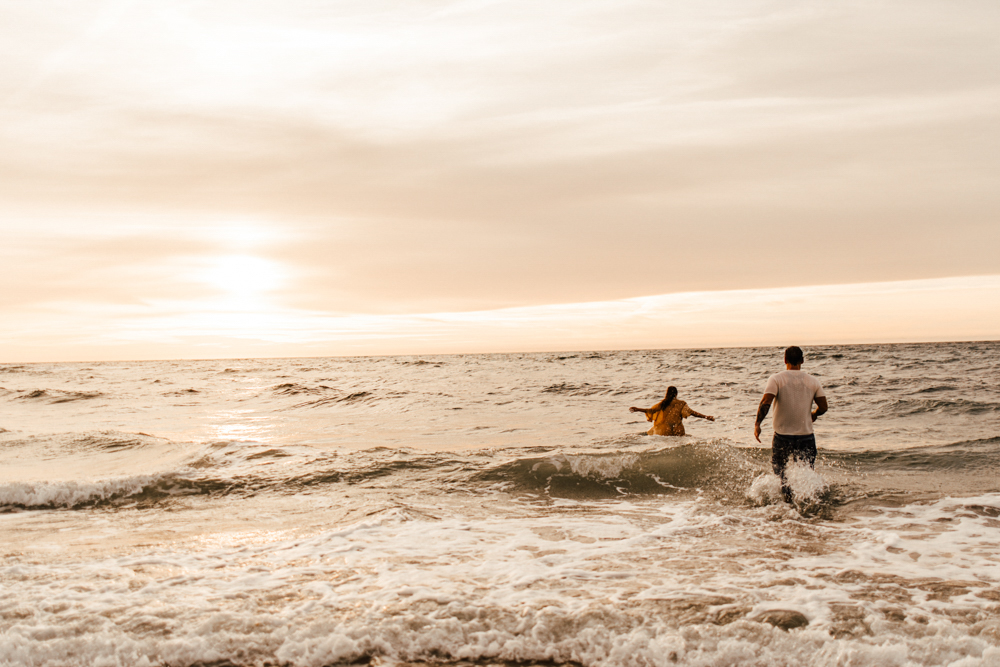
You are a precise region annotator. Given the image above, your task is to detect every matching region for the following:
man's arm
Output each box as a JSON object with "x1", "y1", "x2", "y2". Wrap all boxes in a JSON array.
[
  {"x1": 753, "y1": 394, "x2": 775, "y2": 443},
  {"x1": 812, "y1": 396, "x2": 828, "y2": 421}
]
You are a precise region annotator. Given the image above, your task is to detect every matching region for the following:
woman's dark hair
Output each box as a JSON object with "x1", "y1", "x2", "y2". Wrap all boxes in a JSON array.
[{"x1": 655, "y1": 386, "x2": 678, "y2": 411}]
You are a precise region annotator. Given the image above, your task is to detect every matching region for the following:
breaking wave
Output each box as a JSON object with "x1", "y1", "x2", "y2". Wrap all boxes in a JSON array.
[
  {"x1": 1, "y1": 474, "x2": 190, "y2": 510},
  {"x1": 476, "y1": 444, "x2": 765, "y2": 499}
]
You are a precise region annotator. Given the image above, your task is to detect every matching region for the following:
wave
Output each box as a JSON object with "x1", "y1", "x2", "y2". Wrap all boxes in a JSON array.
[
  {"x1": 2, "y1": 430, "x2": 171, "y2": 454},
  {"x1": 541, "y1": 382, "x2": 633, "y2": 397},
  {"x1": 0, "y1": 364, "x2": 46, "y2": 374},
  {"x1": 476, "y1": 438, "x2": 1000, "y2": 503},
  {"x1": 824, "y1": 436, "x2": 1000, "y2": 471},
  {"x1": 913, "y1": 384, "x2": 959, "y2": 394},
  {"x1": 0, "y1": 438, "x2": 468, "y2": 510},
  {"x1": 271, "y1": 382, "x2": 334, "y2": 396},
  {"x1": 0, "y1": 438, "x2": 270, "y2": 510},
  {"x1": 0, "y1": 469, "x2": 286, "y2": 510},
  {"x1": 69, "y1": 430, "x2": 167, "y2": 451},
  {"x1": 281, "y1": 451, "x2": 467, "y2": 490},
  {"x1": 163, "y1": 388, "x2": 200, "y2": 396},
  {"x1": 10, "y1": 431, "x2": 999, "y2": 513},
  {"x1": 882, "y1": 397, "x2": 1000, "y2": 416},
  {"x1": 245, "y1": 448, "x2": 293, "y2": 460},
  {"x1": 220, "y1": 365, "x2": 273, "y2": 374},
  {"x1": 475, "y1": 444, "x2": 765, "y2": 499},
  {"x1": 290, "y1": 391, "x2": 384, "y2": 408},
  {"x1": 267, "y1": 382, "x2": 411, "y2": 408},
  {"x1": 7, "y1": 388, "x2": 104, "y2": 404},
  {"x1": 0, "y1": 473, "x2": 207, "y2": 510}
]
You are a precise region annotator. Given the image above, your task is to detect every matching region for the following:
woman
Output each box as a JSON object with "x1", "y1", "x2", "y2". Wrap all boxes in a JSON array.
[{"x1": 629, "y1": 386, "x2": 715, "y2": 436}]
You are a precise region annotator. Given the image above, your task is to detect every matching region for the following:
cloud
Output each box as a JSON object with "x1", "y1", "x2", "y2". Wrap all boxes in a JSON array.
[
  {"x1": 0, "y1": 0, "x2": 998, "y2": 342},
  {"x1": 2, "y1": 276, "x2": 998, "y2": 362},
  {"x1": 0, "y1": 211, "x2": 301, "y2": 309}
]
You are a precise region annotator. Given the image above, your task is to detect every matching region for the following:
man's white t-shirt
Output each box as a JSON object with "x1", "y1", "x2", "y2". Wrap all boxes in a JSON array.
[{"x1": 763, "y1": 370, "x2": 825, "y2": 436}]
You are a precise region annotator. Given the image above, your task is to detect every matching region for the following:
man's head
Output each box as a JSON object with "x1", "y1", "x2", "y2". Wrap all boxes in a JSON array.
[{"x1": 784, "y1": 346, "x2": 804, "y2": 366}]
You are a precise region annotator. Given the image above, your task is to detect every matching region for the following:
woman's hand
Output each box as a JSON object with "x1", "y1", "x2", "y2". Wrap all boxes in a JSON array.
[
  {"x1": 706, "y1": 415, "x2": 715, "y2": 421},
  {"x1": 629, "y1": 407, "x2": 640, "y2": 413}
]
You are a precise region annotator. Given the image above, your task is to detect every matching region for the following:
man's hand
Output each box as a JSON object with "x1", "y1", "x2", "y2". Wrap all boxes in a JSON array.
[
  {"x1": 811, "y1": 396, "x2": 829, "y2": 421},
  {"x1": 754, "y1": 394, "x2": 774, "y2": 443}
]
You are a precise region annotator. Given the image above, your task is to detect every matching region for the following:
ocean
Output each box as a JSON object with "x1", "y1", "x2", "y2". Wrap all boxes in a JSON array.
[{"x1": 2, "y1": 342, "x2": 999, "y2": 667}]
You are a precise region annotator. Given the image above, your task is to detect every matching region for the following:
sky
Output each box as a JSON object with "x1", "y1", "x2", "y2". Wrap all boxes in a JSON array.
[{"x1": 2, "y1": 0, "x2": 998, "y2": 362}]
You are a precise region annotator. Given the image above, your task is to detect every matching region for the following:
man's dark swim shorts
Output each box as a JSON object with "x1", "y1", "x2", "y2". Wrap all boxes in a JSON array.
[{"x1": 771, "y1": 432, "x2": 816, "y2": 478}]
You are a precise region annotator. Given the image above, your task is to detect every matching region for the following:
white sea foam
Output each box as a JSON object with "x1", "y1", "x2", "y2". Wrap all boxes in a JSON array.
[
  {"x1": 747, "y1": 461, "x2": 827, "y2": 507},
  {"x1": 0, "y1": 474, "x2": 170, "y2": 508},
  {"x1": 564, "y1": 453, "x2": 640, "y2": 478},
  {"x1": 4, "y1": 495, "x2": 1000, "y2": 667},
  {"x1": 748, "y1": 472, "x2": 783, "y2": 505},
  {"x1": 785, "y1": 460, "x2": 827, "y2": 500}
]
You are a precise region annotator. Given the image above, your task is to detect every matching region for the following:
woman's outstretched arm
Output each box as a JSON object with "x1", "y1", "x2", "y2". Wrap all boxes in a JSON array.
[
  {"x1": 689, "y1": 409, "x2": 715, "y2": 421},
  {"x1": 629, "y1": 406, "x2": 655, "y2": 421}
]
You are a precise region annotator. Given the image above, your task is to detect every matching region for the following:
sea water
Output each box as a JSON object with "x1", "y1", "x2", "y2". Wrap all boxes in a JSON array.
[{"x1": 1, "y1": 342, "x2": 999, "y2": 666}]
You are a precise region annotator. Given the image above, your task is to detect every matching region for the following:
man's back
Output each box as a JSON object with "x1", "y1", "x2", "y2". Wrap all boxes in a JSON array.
[{"x1": 764, "y1": 370, "x2": 825, "y2": 436}]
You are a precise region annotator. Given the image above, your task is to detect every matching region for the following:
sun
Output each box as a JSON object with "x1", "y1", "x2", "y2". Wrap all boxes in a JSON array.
[{"x1": 201, "y1": 255, "x2": 286, "y2": 309}]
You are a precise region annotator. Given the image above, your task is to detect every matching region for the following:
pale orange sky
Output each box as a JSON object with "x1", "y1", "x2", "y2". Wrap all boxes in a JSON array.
[{"x1": 2, "y1": 1, "x2": 999, "y2": 361}]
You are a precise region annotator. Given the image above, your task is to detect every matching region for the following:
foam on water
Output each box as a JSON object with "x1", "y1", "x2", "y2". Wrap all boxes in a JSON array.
[
  {"x1": 2, "y1": 495, "x2": 1000, "y2": 667},
  {"x1": 559, "y1": 452, "x2": 641, "y2": 478},
  {"x1": 747, "y1": 461, "x2": 829, "y2": 507},
  {"x1": 0, "y1": 473, "x2": 174, "y2": 508}
]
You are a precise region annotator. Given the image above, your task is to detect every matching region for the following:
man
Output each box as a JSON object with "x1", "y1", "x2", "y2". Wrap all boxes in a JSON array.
[{"x1": 754, "y1": 346, "x2": 828, "y2": 503}]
